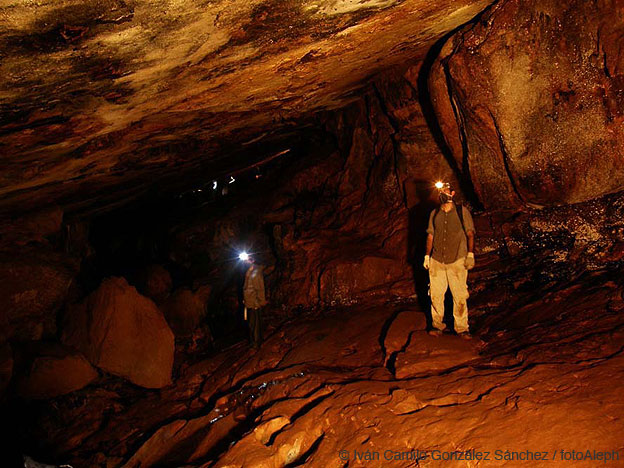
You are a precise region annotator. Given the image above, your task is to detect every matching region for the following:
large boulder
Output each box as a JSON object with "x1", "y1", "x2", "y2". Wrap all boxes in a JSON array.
[
  {"x1": 62, "y1": 277, "x2": 175, "y2": 388},
  {"x1": 14, "y1": 343, "x2": 98, "y2": 400},
  {"x1": 429, "y1": 0, "x2": 624, "y2": 210}
]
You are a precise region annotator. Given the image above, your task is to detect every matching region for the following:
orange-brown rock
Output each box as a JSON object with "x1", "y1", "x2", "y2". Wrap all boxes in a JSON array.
[
  {"x1": 429, "y1": 0, "x2": 624, "y2": 210},
  {"x1": 162, "y1": 286, "x2": 210, "y2": 337},
  {"x1": 0, "y1": 207, "x2": 63, "y2": 247},
  {"x1": 0, "y1": 251, "x2": 77, "y2": 341},
  {"x1": 382, "y1": 309, "x2": 427, "y2": 365},
  {"x1": 61, "y1": 277, "x2": 174, "y2": 388},
  {"x1": 36, "y1": 275, "x2": 617, "y2": 468},
  {"x1": 137, "y1": 264, "x2": 172, "y2": 304},
  {"x1": 0, "y1": 0, "x2": 492, "y2": 215},
  {"x1": 320, "y1": 256, "x2": 412, "y2": 305},
  {"x1": 14, "y1": 343, "x2": 98, "y2": 400},
  {"x1": 4, "y1": 0, "x2": 624, "y2": 465}
]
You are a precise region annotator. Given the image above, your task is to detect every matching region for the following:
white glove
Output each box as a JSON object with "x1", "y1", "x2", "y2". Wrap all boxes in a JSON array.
[
  {"x1": 465, "y1": 252, "x2": 475, "y2": 270},
  {"x1": 423, "y1": 255, "x2": 430, "y2": 270}
]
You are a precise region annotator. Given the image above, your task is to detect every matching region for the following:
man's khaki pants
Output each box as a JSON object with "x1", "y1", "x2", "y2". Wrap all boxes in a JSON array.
[{"x1": 429, "y1": 257, "x2": 469, "y2": 333}]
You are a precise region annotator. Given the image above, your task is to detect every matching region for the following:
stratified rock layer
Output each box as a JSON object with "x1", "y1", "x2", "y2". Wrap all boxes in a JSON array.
[
  {"x1": 61, "y1": 277, "x2": 174, "y2": 388},
  {"x1": 0, "y1": 0, "x2": 492, "y2": 215}
]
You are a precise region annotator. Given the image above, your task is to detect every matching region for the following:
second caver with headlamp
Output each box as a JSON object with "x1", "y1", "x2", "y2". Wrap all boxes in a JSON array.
[
  {"x1": 239, "y1": 251, "x2": 268, "y2": 349},
  {"x1": 423, "y1": 181, "x2": 476, "y2": 339}
]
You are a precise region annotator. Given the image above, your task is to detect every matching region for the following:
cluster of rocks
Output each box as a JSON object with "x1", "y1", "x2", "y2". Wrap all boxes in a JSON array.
[
  {"x1": 17, "y1": 276, "x2": 624, "y2": 467},
  {"x1": 0, "y1": 211, "x2": 213, "y2": 400}
]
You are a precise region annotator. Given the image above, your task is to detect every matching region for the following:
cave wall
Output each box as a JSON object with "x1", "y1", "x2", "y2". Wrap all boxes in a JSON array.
[
  {"x1": 167, "y1": 0, "x2": 624, "y2": 315},
  {"x1": 3, "y1": 0, "x2": 624, "y2": 412},
  {"x1": 168, "y1": 65, "x2": 466, "y2": 310},
  {"x1": 0, "y1": 209, "x2": 82, "y2": 343},
  {"x1": 3, "y1": 0, "x2": 624, "y2": 346},
  {"x1": 429, "y1": 0, "x2": 624, "y2": 210},
  {"x1": 4, "y1": 2, "x2": 624, "y2": 463},
  {"x1": 0, "y1": 0, "x2": 493, "y2": 216}
]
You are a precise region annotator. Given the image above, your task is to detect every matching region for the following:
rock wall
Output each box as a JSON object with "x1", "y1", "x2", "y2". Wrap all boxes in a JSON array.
[
  {"x1": 0, "y1": 209, "x2": 82, "y2": 343},
  {"x1": 429, "y1": 0, "x2": 624, "y2": 210},
  {"x1": 168, "y1": 67, "x2": 463, "y2": 310},
  {"x1": 2, "y1": 0, "x2": 624, "y2": 408},
  {"x1": 167, "y1": 0, "x2": 624, "y2": 312}
]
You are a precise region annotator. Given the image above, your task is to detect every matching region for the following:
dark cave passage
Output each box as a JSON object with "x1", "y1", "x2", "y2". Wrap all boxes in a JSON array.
[{"x1": 2, "y1": 0, "x2": 624, "y2": 467}]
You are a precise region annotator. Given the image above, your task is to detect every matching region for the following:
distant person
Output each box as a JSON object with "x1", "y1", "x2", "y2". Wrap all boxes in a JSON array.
[
  {"x1": 243, "y1": 255, "x2": 267, "y2": 349},
  {"x1": 423, "y1": 182, "x2": 476, "y2": 339}
]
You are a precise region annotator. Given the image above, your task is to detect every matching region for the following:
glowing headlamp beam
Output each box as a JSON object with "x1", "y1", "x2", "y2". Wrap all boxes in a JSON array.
[
  {"x1": 238, "y1": 252, "x2": 250, "y2": 261},
  {"x1": 435, "y1": 181, "x2": 445, "y2": 189}
]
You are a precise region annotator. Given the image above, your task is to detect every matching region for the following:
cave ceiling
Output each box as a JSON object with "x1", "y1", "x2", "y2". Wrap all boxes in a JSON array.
[{"x1": 0, "y1": 0, "x2": 492, "y2": 215}]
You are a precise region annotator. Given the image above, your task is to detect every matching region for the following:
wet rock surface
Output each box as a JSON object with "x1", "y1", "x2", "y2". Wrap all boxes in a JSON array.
[{"x1": 13, "y1": 271, "x2": 623, "y2": 467}]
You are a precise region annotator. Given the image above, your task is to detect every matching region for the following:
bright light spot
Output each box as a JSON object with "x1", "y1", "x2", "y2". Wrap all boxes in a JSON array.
[
  {"x1": 212, "y1": 181, "x2": 217, "y2": 190},
  {"x1": 435, "y1": 181, "x2": 444, "y2": 189},
  {"x1": 229, "y1": 176, "x2": 235, "y2": 184},
  {"x1": 238, "y1": 252, "x2": 249, "y2": 261}
]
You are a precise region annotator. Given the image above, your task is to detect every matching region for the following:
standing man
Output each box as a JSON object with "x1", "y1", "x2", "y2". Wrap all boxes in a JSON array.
[
  {"x1": 423, "y1": 182, "x2": 476, "y2": 339},
  {"x1": 243, "y1": 255, "x2": 267, "y2": 349}
]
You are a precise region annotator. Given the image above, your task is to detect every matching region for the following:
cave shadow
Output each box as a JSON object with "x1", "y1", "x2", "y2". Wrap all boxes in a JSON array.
[{"x1": 407, "y1": 185, "x2": 455, "y2": 331}]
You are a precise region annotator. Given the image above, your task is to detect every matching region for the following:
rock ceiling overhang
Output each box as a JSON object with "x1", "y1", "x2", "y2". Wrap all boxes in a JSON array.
[{"x1": 0, "y1": 0, "x2": 492, "y2": 215}]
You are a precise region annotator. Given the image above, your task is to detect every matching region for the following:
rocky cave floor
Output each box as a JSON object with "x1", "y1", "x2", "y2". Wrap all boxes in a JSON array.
[{"x1": 14, "y1": 271, "x2": 624, "y2": 468}]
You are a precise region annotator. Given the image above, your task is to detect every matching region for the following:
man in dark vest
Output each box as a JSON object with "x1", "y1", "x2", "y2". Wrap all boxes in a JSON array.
[{"x1": 423, "y1": 182, "x2": 476, "y2": 339}]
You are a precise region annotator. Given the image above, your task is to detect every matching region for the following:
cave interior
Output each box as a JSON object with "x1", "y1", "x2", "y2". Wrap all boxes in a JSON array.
[{"x1": 1, "y1": 0, "x2": 624, "y2": 466}]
